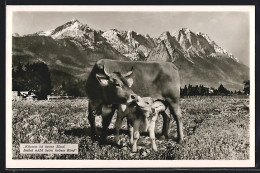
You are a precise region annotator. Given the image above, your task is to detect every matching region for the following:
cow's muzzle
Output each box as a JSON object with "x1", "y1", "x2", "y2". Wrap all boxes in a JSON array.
[{"x1": 127, "y1": 94, "x2": 138, "y2": 103}]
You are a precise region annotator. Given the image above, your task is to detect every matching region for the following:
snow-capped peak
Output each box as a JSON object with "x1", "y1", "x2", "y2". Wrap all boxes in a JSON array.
[
  {"x1": 62, "y1": 18, "x2": 82, "y2": 27},
  {"x1": 169, "y1": 28, "x2": 240, "y2": 62},
  {"x1": 12, "y1": 33, "x2": 20, "y2": 37},
  {"x1": 196, "y1": 31, "x2": 239, "y2": 62},
  {"x1": 61, "y1": 19, "x2": 84, "y2": 30},
  {"x1": 37, "y1": 30, "x2": 54, "y2": 36},
  {"x1": 70, "y1": 18, "x2": 79, "y2": 23},
  {"x1": 181, "y1": 28, "x2": 191, "y2": 33},
  {"x1": 35, "y1": 19, "x2": 93, "y2": 40},
  {"x1": 28, "y1": 19, "x2": 101, "y2": 50},
  {"x1": 197, "y1": 32, "x2": 212, "y2": 43}
]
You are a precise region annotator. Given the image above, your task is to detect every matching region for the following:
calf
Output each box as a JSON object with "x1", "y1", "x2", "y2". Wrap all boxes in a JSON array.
[{"x1": 115, "y1": 96, "x2": 168, "y2": 152}]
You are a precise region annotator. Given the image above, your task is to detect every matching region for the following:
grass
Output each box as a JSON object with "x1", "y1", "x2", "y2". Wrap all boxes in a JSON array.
[{"x1": 12, "y1": 96, "x2": 250, "y2": 160}]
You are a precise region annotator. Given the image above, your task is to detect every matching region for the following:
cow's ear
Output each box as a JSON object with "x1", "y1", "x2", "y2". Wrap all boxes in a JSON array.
[
  {"x1": 122, "y1": 67, "x2": 134, "y2": 78},
  {"x1": 127, "y1": 78, "x2": 134, "y2": 87},
  {"x1": 96, "y1": 74, "x2": 109, "y2": 86}
]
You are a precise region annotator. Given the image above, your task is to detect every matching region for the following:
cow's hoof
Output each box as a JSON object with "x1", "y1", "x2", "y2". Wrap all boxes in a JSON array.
[
  {"x1": 159, "y1": 135, "x2": 169, "y2": 140},
  {"x1": 158, "y1": 135, "x2": 165, "y2": 140},
  {"x1": 91, "y1": 135, "x2": 99, "y2": 141},
  {"x1": 99, "y1": 137, "x2": 107, "y2": 145},
  {"x1": 178, "y1": 139, "x2": 184, "y2": 144},
  {"x1": 116, "y1": 140, "x2": 121, "y2": 146},
  {"x1": 164, "y1": 134, "x2": 170, "y2": 139}
]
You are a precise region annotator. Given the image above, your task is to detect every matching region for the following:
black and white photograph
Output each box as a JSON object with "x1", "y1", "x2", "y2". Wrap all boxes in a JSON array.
[{"x1": 6, "y1": 5, "x2": 255, "y2": 168}]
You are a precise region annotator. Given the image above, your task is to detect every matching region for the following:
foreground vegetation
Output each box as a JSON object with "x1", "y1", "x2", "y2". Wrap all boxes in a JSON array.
[{"x1": 12, "y1": 96, "x2": 250, "y2": 160}]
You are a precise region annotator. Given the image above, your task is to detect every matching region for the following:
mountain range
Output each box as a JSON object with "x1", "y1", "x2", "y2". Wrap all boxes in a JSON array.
[{"x1": 12, "y1": 19, "x2": 249, "y2": 90}]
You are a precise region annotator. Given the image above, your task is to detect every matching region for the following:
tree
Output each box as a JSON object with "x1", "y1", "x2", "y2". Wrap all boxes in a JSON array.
[
  {"x1": 182, "y1": 85, "x2": 188, "y2": 96},
  {"x1": 193, "y1": 85, "x2": 199, "y2": 96},
  {"x1": 62, "y1": 80, "x2": 66, "y2": 90},
  {"x1": 12, "y1": 62, "x2": 52, "y2": 99},
  {"x1": 218, "y1": 84, "x2": 229, "y2": 95},
  {"x1": 243, "y1": 80, "x2": 250, "y2": 95},
  {"x1": 188, "y1": 84, "x2": 192, "y2": 96},
  {"x1": 67, "y1": 83, "x2": 81, "y2": 97},
  {"x1": 201, "y1": 85, "x2": 207, "y2": 95},
  {"x1": 29, "y1": 62, "x2": 52, "y2": 99},
  {"x1": 65, "y1": 80, "x2": 87, "y2": 97},
  {"x1": 12, "y1": 62, "x2": 26, "y2": 91}
]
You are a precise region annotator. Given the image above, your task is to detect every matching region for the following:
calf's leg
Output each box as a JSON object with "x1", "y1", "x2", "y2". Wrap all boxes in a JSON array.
[
  {"x1": 132, "y1": 121, "x2": 140, "y2": 152},
  {"x1": 149, "y1": 121, "x2": 157, "y2": 151},
  {"x1": 128, "y1": 124, "x2": 134, "y2": 145}
]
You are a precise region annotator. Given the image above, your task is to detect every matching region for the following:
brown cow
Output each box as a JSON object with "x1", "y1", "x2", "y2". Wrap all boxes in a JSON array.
[
  {"x1": 85, "y1": 59, "x2": 183, "y2": 143},
  {"x1": 85, "y1": 63, "x2": 137, "y2": 141}
]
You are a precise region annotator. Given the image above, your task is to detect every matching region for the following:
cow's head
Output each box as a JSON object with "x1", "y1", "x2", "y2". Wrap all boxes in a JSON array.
[{"x1": 96, "y1": 66, "x2": 136, "y2": 104}]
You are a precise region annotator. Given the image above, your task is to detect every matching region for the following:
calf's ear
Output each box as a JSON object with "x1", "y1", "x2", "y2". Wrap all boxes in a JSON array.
[{"x1": 96, "y1": 74, "x2": 109, "y2": 86}]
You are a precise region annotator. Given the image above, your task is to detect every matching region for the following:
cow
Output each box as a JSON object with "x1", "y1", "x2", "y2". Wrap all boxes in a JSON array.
[
  {"x1": 115, "y1": 96, "x2": 168, "y2": 152},
  {"x1": 85, "y1": 61, "x2": 138, "y2": 142},
  {"x1": 85, "y1": 59, "x2": 183, "y2": 144}
]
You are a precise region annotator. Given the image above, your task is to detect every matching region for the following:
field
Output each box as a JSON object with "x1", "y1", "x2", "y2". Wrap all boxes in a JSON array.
[{"x1": 12, "y1": 96, "x2": 250, "y2": 160}]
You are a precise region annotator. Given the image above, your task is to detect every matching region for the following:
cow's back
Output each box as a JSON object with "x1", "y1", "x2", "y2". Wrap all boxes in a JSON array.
[{"x1": 98, "y1": 59, "x2": 180, "y2": 100}]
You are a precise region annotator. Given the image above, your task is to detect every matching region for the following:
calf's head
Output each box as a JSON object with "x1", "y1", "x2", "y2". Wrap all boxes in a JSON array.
[
  {"x1": 135, "y1": 96, "x2": 154, "y2": 118},
  {"x1": 96, "y1": 66, "x2": 137, "y2": 104},
  {"x1": 135, "y1": 97, "x2": 169, "y2": 120}
]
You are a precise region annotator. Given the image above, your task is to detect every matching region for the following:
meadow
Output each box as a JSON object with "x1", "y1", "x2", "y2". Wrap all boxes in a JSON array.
[{"x1": 12, "y1": 96, "x2": 250, "y2": 160}]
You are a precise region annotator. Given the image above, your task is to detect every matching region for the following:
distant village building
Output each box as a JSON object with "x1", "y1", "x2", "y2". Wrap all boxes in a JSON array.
[
  {"x1": 204, "y1": 86, "x2": 214, "y2": 94},
  {"x1": 20, "y1": 91, "x2": 29, "y2": 98},
  {"x1": 209, "y1": 88, "x2": 214, "y2": 94},
  {"x1": 47, "y1": 95, "x2": 61, "y2": 100},
  {"x1": 12, "y1": 91, "x2": 38, "y2": 101}
]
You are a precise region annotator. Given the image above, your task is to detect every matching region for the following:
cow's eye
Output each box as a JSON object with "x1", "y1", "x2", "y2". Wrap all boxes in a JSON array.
[
  {"x1": 115, "y1": 83, "x2": 121, "y2": 87},
  {"x1": 145, "y1": 101, "x2": 149, "y2": 104}
]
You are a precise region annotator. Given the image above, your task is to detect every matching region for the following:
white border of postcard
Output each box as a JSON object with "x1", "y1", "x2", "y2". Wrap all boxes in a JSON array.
[{"x1": 6, "y1": 5, "x2": 255, "y2": 168}]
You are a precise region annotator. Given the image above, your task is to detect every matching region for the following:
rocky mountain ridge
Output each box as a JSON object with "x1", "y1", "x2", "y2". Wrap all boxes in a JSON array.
[{"x1": 12, "y1": 19, "x2": 249, "y2": 90}]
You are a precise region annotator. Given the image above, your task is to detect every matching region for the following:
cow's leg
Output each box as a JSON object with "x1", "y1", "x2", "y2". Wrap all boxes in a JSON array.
[
  {"x1": 132, "y1": 120, "x2": 140, "y2": 152},
  {"x1": 166, "y1": 99, "x2": 184, "y2": 144},
  {"x1": 100, "y1": 105, "x2": 116, "y2": 143},
  {"x1": 149, "y1": 121, "x2": 158, "y2": 151},
  {"x1": 160, "y1": 111, "x2": 170, "y2": 139},
  {"x1": 88, "y1": 102, "x2": 98, "y2": 140},
  {"x1": 115, "y1": 112, "x2": 124, "y2": 145}
]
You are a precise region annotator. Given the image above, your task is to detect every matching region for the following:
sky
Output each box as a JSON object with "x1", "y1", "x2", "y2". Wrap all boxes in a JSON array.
[{"x1": 12, "y1": 11, "x2": 250, "y2": 66}]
